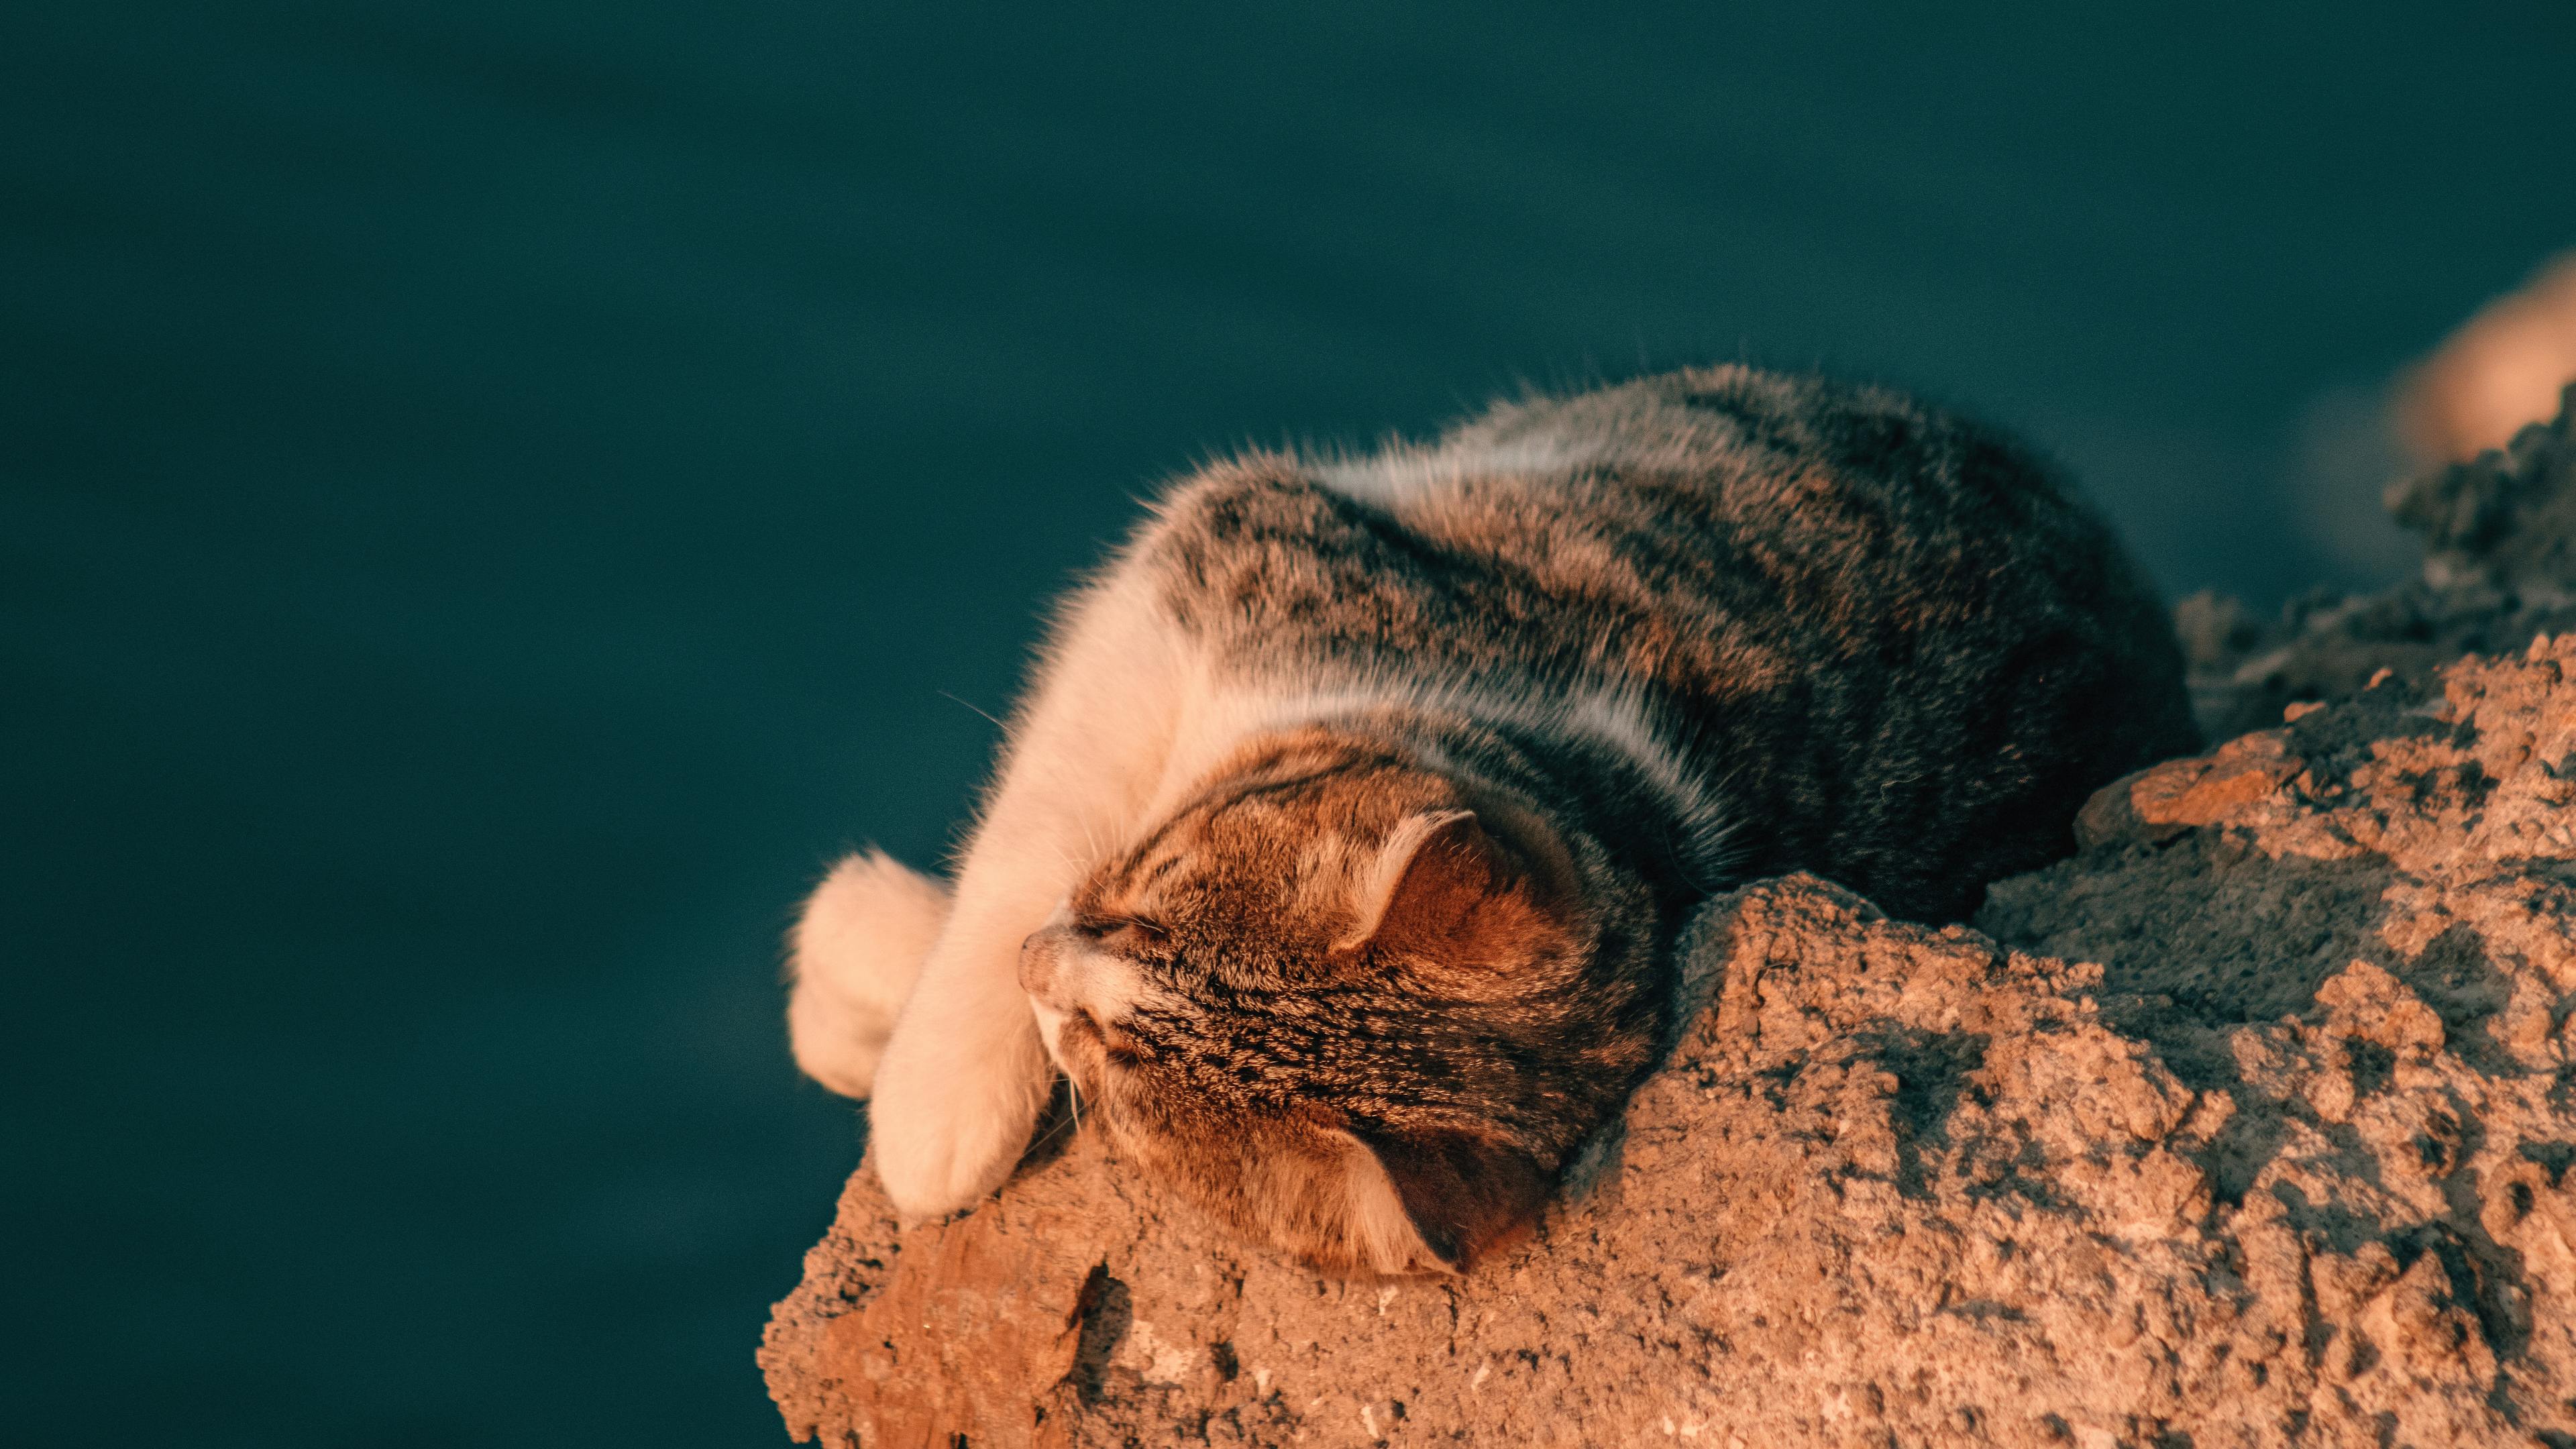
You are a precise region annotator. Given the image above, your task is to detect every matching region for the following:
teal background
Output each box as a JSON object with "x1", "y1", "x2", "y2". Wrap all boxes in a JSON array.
[{"x1": 6, "y1": 3, "x2": 2572, "y2": 1442}]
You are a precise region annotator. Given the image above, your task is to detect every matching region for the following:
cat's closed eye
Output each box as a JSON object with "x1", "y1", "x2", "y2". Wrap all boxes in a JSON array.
[{"x1": 1073, "y1": 915, "x2": 1169, "y2": 953}]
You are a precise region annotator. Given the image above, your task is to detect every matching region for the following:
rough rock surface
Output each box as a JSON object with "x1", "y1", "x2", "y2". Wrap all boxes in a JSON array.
[
  {"x1": 762, "y1": 392, "x2": 2576, "y2": 1448},
  {"x1": 2182, "y1": 383, "x2": 2576, "y2": 741}
]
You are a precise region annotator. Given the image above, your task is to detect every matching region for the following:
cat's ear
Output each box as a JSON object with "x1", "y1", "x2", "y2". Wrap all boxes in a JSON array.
[
  {"x1": 1340, "y1": 808, "x2": 1480, "y2": 953},
  {"x1": 1336, "y1": 1123, "x2": 1552, "y2": 1273},
  {"x1": 1338, "y1": 806, "x2": 1570, "y2": 962}
]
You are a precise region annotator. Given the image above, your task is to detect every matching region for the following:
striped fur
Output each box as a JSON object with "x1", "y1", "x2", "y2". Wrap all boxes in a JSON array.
[{"x1": 792, "y1": 366, "x2": 2198, "y2": 1271}]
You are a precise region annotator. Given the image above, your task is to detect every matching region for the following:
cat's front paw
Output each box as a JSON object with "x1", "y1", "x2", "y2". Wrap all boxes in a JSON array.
[
  {"x1": 786, "y1": 851, "x2": 950, "y2": 1099},
  {"x1": 866, "y1": 1008, "x2": 1053, "y2": 1221}
]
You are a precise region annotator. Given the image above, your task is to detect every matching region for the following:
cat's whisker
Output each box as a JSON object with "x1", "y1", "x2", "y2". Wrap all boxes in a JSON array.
[
  {"x1": 1022, "y1": 1075, "x2": 1085, "y2": 1158},
  {"x1": 934, "y1": 689, "x2": 1007, "y2": 729}
]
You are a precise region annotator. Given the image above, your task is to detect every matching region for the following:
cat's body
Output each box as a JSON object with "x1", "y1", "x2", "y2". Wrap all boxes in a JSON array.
[{"x1": 790, "y1": 367, "x2": 2198, "y2": 1273}]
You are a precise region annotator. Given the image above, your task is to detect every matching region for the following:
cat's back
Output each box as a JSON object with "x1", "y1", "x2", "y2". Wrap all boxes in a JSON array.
[
  {"x1": 1143, "y1": 366, "x2": 2170, "y2": 703},
  {"x1": 1357, "y1": 366, "x2": 2121, "y2": 626},
  {"x1": 1130, "y1": 366, "x2": 2198, "y2": 918}
]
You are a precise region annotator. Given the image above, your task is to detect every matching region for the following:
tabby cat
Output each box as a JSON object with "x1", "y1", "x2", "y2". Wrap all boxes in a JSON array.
[{"x1": 786, "y1": 366, "x2": 2198, "y2": 1274}]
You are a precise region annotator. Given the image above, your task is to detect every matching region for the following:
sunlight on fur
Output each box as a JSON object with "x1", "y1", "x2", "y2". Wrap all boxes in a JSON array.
[
  {"x1": 786, "y1": 366, "x2": 2200, "y2": 1271},
  {"x1": 786, "y1": 851, "x2": 946, "y2": 1099}
]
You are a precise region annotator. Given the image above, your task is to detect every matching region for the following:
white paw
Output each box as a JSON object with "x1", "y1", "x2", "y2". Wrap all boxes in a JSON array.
[
  {"x1": 786, "y1": 851, "x2": 949, "y2": 1098},
  {"x1": 786, "y1": 976, "x2": 896, "y2": 1099},
  {"x1": 867, "y1": 1005, "x2": 1053, "y2": 1221}
]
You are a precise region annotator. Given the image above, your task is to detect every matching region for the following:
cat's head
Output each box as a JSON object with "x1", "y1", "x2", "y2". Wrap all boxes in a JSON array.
[{"x1": 1022, "y1": 726, "x2": 1663, "y2": 1275}]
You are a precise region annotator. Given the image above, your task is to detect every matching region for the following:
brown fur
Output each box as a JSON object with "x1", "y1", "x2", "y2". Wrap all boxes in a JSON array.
[
  {"x1": 1028, "y1": 727, "x2": 1670, "y2": 1272},
  {"x1": 824, "y1": 367, "x2": 2200, "y2": 1271}
]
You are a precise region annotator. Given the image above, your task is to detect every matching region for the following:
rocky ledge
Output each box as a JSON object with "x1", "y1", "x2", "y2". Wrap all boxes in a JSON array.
[{"x1": 761, "y1": 390, "x2": 2576, "y2": 1448}]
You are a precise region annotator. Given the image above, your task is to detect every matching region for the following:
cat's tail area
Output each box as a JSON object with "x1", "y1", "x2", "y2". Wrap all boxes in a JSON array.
[{"x1": 786, "y1": 850, "x2": 951, "y2": 1099}]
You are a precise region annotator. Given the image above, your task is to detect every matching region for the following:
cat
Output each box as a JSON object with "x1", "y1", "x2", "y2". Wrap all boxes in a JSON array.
[{"x1": 786, "y1": 366, "x2": 2200, "y2": 1275}]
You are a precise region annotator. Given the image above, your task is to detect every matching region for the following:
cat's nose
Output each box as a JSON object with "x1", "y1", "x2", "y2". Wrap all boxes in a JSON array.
[{"x1": 1018, "y1": 926, "x2": 1071, "y2": 1004}]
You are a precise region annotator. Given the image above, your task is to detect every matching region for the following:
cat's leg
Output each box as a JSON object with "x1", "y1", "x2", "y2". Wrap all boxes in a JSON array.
[
  {"x1": 785, "y1": 850, "x2": 950, "y2": 1099},
  {"x1": 868, "y1": 577, "x2": 1197, "y2": 1220}
]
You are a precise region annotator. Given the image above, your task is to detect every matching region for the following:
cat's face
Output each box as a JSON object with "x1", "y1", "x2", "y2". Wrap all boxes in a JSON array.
[{"x1": 1022, "y1": 728, "x2": 1656, "y2": 1275}]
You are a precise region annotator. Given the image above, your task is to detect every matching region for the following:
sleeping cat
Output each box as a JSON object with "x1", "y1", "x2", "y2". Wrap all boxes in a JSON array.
[{"x1": 787, "y1": 366, "x2": 2199, "y2": 1275}]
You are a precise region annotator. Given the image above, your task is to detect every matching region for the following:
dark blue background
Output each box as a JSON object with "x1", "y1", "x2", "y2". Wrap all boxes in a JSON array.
[{"x1": 7, "y1": 3, "x2": 2572, "y2": 1442}]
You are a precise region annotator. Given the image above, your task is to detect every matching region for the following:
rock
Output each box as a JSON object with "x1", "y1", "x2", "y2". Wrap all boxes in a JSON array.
[
  {"x1": 2182, "y1": 382, "x2": 2576, "y2": 741},
  {"x1": 761, "y1": 639, "x2": 2576, "y2": 1448},
  {"x1": 761, "y1": 390, "x2": 2576, "y2": 1448},
  {"x1": 2394, "y1": 382, "x2": 2576, "y2": 589}
]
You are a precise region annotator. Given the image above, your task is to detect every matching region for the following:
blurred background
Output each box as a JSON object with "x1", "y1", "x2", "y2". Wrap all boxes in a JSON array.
[{"x1": 6, "y1": 2, "x2": 2574, "y2": 1442}]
